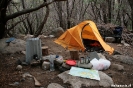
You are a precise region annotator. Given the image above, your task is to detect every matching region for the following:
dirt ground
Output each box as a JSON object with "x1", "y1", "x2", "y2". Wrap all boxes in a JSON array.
[{"x1": 0, "y1": 38, "x2": 133, "y2": 88}]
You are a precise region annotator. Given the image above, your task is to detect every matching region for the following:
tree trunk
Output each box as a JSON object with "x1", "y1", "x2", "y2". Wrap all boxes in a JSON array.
[
  {"x1": 0, "y1": 0, "x2": 54, "y2": 39},
  {"x1": 100, "y1": 2, "x2": 108, "y2": 24},
  {"x1": 108, "y1": 0, "x2": 112, "y2": 23},
  {"x1": 0, "y1": 9, "x2": 6, "y2": 38},
  {"x1": 128, "y1": 0, "x2": 133, "y2": 30},
  {"x1": 66, "y1": 1, "x2": 71, "y2": 29},
  {"x1": 0, "y1": 0, "x2": 10, "y2": 39},
  {"x1": 34, "y1": 5, "x2": 49, "y2": 37},
  {"x1": 54, "y1": 2, "x2": 67, "y2": 30},
  {"x1": 0, "y1": 21, "x2": 6, "y2": 39}
]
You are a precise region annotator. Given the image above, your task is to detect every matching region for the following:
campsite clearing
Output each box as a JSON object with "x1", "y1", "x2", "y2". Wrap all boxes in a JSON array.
[{"x1": 0, "y1": 38, "x2": 133, "y2": 88}]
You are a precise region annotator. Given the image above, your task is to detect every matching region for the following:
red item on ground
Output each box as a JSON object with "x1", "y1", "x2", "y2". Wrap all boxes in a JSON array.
[
  {"x1": 90, "y1": 42, "x2": 101, "y2": 47},
  {"x1": 66, "y1": 60, "x2": 76, "y2": 66}
]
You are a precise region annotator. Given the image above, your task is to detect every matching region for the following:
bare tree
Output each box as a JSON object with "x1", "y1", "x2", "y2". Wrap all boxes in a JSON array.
[
  {"x1": 0, "y1": 0, "x2": 60, "y2": 39},
  {"x1": 128, "y1": 0, "x2": 133, "y2": 29},
  {"x1": 54, "y1": 0, "x2": 90, "y2": 30}
]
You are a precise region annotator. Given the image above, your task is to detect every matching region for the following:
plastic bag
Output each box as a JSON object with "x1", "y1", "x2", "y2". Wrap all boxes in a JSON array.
[
  {"x1": 90, "y1": 58, "x2": 111, "y2": 70},
  {"x1": 55, "y1": 55, "x2": 64, "y2": 64},
  {"x1": 99, "y1": 59, "x2": 111, "y2": 70}
]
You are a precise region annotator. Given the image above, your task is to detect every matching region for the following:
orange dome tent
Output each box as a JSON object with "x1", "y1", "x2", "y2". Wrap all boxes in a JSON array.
[{"x1": 54, "y1": 20, "x2": 114, "y2": 54}]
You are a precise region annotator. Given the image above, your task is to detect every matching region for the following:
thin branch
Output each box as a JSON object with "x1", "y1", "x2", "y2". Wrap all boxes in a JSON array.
[
  {"x1": 126, "y1": 12, "x2": 132, "y2": 20},
  {"x1": 80, "y1": 1, "x2": 90, "y2": 20},
  {"x1": 69, "y1": 0, "x2": 75, "y2": 17},
  {"x1": 7, "y1": 14, "x2": 29, "y2": 31},
  {"x1": 5, "y1": 1, "x2": 55, "y2": 21},
  {"x1": 34, "y1": 5, "x2": 49, "y2": 37},
  {"x1": 21, "y1": 0, "x2": 33, "y2": 34}
]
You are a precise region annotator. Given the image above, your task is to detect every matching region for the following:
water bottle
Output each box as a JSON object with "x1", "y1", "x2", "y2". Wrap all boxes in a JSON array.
[{"x1": 49, "y1": 55, "x2": 55, "y2": 71}]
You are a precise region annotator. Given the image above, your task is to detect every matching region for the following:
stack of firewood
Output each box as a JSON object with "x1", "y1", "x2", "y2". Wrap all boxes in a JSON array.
[
  {"x1": 98, "y1": 23, "x2": 133, "y2": 46},
  {"x1": 122, "y1": 30, "x2": 133, "y2": 46}
]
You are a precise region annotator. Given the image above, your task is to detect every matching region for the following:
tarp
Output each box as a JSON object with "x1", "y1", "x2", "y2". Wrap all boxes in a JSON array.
[{"x1": 54, "y1": 20, "x2": 114, "y2": 54}]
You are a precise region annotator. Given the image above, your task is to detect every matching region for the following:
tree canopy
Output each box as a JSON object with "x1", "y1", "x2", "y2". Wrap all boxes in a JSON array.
[{"x1": 0, "y1": 0, "x2": 133, "y2": 39}]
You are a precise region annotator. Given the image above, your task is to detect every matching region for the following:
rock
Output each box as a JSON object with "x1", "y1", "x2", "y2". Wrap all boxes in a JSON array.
[
  {"x1": 40, "y1": 87, "x2": 44, "y2": 88},
  {"x1": 9, "y1": 82, "x2": 20, "y2": 86},
  {"x1": 58, "y1": 71, "x2": 114, "y2": 88},
  {"x1": 98, "y1": 53, "x2": 106, "y2": 59},
  {"x1": 16, "y1": 65, "x2": 22, "y2": 71},
  {"x1": 111, "y1": 64, "x2": 124, "y2": 71},
  {"x1": 49, "y1": 35, "x2": 55, "y2": 38},
  {"x1": 47, "y1": 83, "x2": 64, "y2": 88},
  {"x1": 44, "y1": 36, "x2": 48, "y2": 38},
  {"x1": 40, "y1": 87, "x2": 45, "y2": 88},
  {"x1": 58, "y1": 66, "x2": 69, "y2": 72},
  {"x1": 117, "y1": 44, "x2": 122, "y2": 47},
  {"x1": 42, "y1": 61, "x2": 50, "y2": 70},
  {"x1": 0, "y1": 38, "x2": 26, "y2": 54},
  {"x1": 14, "y1": 82, "x2": 20, "y2": 85},
  {"x1": 113, "y1": 55, "x2": 133, "y2": 64},
  {"x1": 30, "y1": 60, "x2": 41, "y2": 67},
  {"x1": 76, "y1": 61, "x2": 93, "y2": 69},
  {"x1": 21, "y1": 51, "x2": 26, "y2": 54},
  {"x1": 62, "y1": 63, "x2": 71, "y2": 69},
  {"x1": 105, "y1": 37, "x2": 115, "y2": 43},
  {"x1": 107, "y1": 73, "x2": 113, "y2": 78},
  {"x1": 38, "y1": 35, "x2": 46, "y2": 39},
  {"x1": 16, "y1": 57, "x2": 26, "y2": 65},
  {"x1": 124, "y1": 43, "x2": 130, "y2": 46},
  {"x1": 121, "y1": 40, "x2": 125, "y2": 44},
  {"x1": 121, "y1": 40, "x2": 130, "y2": 46},
  {"x1": 16, "y1": 59, "x2": 22, "y2": 65},
  {"x1": 24, "y1": 34, "x2": 34, "y2": 40},
  {"x1": 20, "y1": 78, "x2": 25, "y2": 82},
  {"x1": 22, "y1": 72, "x2": 31, "y2": 78},
  {"x1": 22, "y1": 62, "x2": 28, "y2": 66},
  {"x1": 113, "y1": 50, "x2": 121, "y2": 55},
  {"x1": 50, "y1": 27, "x2": 64, "y2": 37}
]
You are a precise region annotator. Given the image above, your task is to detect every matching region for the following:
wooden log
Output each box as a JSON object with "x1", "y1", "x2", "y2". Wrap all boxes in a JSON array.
[
  {"x1": 69, "y1": 50, "x2": 79, "y2": 60},
  {"x1": 42, "y1": 46, "x2": 49, "y2": 56}
]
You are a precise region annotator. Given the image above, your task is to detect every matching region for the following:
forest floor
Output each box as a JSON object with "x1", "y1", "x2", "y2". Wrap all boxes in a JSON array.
[{"x1": 0, "y1": 38, "x2": 133, "y2": 88}]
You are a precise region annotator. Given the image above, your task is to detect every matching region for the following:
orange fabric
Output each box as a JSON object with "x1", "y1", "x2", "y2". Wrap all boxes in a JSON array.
[{"x1": 54, "y1": 20, "x2": 114, "y2": 54}]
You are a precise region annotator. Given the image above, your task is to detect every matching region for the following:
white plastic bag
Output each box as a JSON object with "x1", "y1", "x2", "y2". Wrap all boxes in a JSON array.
[
  {"x1": 90, "y1": 58, "x2": 111, "y2": 70},
  {"x1": 99, "y1": 59, "x2": 111, "y2": 70}
]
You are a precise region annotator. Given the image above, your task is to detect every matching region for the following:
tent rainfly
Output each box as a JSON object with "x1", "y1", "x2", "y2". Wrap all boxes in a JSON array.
[{"x1": 54, "y1": 20, "x2": 114, "y2": 54}]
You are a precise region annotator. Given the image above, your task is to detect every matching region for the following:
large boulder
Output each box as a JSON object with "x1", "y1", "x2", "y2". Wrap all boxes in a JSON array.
[
  {"x1": 50, "y1": 27, "x2": 64, "y2": 37},
  {"x1": 111, "y1": 63, "x2": 124, "y2": 71},
  {"x1": 97, "y1": 23, "x2": 116, "y2": 37},
  {"x1": 0, "y1": 38, "x2": 26, "y2": 54},
  {"x1": 113, "y1": 55, "x2": 133, "y2": 65},
  {"x1": 105, "y1": 37, "x2": 115, "y2": 43},
  {"x1": 24, "y1": 34, "x2": 34, "y2": 40},
  {"x1": 58, "y1": 71, "x2": 114, "y2": 88},
  {"x1": 47, "y1": 83, "x2": 64, "y2": 88}
]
